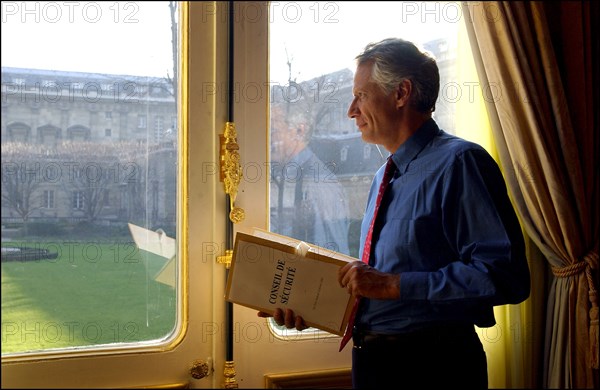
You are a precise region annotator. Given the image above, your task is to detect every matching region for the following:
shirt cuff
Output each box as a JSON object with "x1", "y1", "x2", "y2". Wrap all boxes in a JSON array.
[{"x1": 400, "y1": 272, "x2": 429, "y2": 301}]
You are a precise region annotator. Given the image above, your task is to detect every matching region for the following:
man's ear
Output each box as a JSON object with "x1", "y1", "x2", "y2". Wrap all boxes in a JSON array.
[{"x1": 395, "y1": 79, "x2": 412, "y2": 109}]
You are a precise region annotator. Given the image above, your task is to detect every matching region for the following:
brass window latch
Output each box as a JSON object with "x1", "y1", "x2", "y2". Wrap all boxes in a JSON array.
[
  {"x1": 216, "y1": 249, "x2": 233, "y2": 269},
  {"x1": 220, "y1": 122, "x2": 245, "y2": 224}
]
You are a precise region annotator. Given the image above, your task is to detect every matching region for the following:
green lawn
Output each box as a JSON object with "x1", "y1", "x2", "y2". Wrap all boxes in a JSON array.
[{"x1": 1, "y1": 241, "x2": 177, "y2": 354}]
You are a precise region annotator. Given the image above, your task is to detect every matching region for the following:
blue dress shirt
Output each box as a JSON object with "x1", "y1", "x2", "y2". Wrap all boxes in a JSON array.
[{"x1": 356, "y1": 118, "x2": 531, "y2": 333}]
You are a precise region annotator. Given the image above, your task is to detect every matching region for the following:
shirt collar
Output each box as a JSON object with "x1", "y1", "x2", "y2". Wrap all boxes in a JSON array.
[{"x1": 390, "y1": 118, "x2": 439, "y2": 175}]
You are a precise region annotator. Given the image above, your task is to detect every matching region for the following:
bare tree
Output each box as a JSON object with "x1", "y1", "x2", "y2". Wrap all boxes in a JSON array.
[
  {"x1": 167, "y1": 1, "x2": 178, "y2": 100},
  {"x1": 1, "y1": 143, "x2": 44, "y2": 231},
  {"x1": 57, "y1": 141, "x2": 148, "y2": 223}
]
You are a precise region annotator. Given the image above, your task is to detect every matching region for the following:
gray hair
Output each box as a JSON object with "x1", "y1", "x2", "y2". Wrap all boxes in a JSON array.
[{"x1": 355, "y1": 38, "x2": 440, "y2": 113}]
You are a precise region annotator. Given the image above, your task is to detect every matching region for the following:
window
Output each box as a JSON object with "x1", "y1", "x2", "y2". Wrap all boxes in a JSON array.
[
  {"x1": 67, "y1": 125, "x2": 91, "y2": 141},
  {"x1": 6, "y1": 122, "x2": 30, "y2": 142},
  {"x1": 38, "y1": 125, "x2": 61, "y2": 146},
  {"x1": 268, "y1": 0, "x2": 469, "y2": 338},
  {"x1": 1, "y1": 1, "x2": 179, "y2": 357},
  {"x1": 138, "y1": 115, "x2": 147, "y2": 129},
  {"x1": 72, "y1": 191, "x2": 85, "y2": 210},
  {"x1": 154, "y1": 116, "x2": 164, "y2": 141},
  {"x1": 42, "y1": 190, "x2": 55, "y2": 209}
]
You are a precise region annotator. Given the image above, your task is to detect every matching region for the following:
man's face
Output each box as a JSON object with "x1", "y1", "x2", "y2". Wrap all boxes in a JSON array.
[{"x1": 347, "y1": 62, "x2": 401, "y2": 151}]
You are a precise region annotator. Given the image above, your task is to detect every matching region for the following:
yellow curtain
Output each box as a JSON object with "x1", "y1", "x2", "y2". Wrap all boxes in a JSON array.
[
  {"x1": 454, "y1": 15, "x2": 537, "y2": 388},
  {"x1": 461, "y1": 1, "x2": 599, "y2": 388}
]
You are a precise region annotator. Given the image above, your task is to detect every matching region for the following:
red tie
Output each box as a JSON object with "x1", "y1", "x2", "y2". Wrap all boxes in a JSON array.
[{"x1": 339, "y1": 156, "x2": 396, "y2": 351}]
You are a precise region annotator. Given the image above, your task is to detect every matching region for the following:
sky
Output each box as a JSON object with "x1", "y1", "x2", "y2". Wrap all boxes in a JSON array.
[
  {"x1": 1, "y1": 1, "x2": 175, "y2": 78},
  {"x1": 1, "y1": 1, "x2": 460, "y2": 82},
  {"x1": 269, "y1": 1, "x2": 460, "y2": 84}
]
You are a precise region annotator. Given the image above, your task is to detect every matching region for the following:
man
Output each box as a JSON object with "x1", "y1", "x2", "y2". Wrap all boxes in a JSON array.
[
  {"x1": 261, "y1": 38, "x2": 531, "y2": 389},
  {"x1": 270, "y1": 106, "x2": 350, "y2": 255}
]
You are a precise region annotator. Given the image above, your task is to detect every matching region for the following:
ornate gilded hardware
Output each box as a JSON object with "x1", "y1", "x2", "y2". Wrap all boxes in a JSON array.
[
  {"x1": 220, "y1": 122, "x2": 245, "y2": 223},
  {"x1": 217, "y1": 249, "x2": 233, "y2": 269},
  {"x1": 189, "y1": 359, "x2": 210, "y2": 380},
  {"x1": 223, "y1": 360, "x2": 239, "y2": 388}
]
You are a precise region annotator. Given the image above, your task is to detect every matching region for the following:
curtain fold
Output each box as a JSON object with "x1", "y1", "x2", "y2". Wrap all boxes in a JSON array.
[
  {"x1": 462, "y1": 1, "x2": 598, "y2": 388},
  {"x1": 455, "y1": 15, "x2": 535, "y2": 387}
]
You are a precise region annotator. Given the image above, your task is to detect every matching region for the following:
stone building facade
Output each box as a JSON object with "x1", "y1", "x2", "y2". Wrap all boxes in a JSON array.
[
  {"x1": 1, "y1": 37, "x2": 453, "y2": 244},
  {"x1": 1, "y1": 67, "x2": 177, "y2": 234}
]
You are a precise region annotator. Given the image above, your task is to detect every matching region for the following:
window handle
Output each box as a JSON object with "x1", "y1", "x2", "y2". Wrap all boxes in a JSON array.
[{"x1": 220, "y1": 121, "x2": 245, "y2": 223}]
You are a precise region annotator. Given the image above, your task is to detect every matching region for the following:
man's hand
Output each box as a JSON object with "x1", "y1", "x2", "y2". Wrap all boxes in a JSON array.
[
  {"x1": 257, "y1": 308, "x2": 308, "y2": 331},
  {"x1": 338, "y1": 260, "x2": 401, "y2": 300}
]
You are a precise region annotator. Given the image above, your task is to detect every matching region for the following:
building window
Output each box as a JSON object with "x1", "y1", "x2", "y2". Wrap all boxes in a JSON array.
[
  {"x1": 38, "y1": 125, "x2": 61, "y2": 147},
  {"x1": 7, "y1": 122, "x2": 31, "y2": 142},
  {"x1": 42, "y1": 190, "x2": 55, "y2": 209},
  {"x1": 73, "y1": 191, "x2": 85, "y2": 210},
  {"x1": 105, "y1": 111, "x2": 112, "y2": 119},
  {"x1": 67, "y1": 126, "x2": 91, "y2": 141},
  {"x1": 154, "y1": 116, "x2": 164, "y2": 142},
  {"x1": 105, "y1": 128, "x2": 112, "y2": 137},
  {"x1": 138, "y1": 115, "x2": 147, "y2": 128}
]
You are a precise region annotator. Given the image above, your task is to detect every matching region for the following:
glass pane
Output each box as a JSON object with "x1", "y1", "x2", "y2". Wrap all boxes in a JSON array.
[
  {"x1": 268, "y1": 1, "x2": 459, "y2": 334},
  {"x1": 1, "y1": 1, "x2": 179, "y2": 354}
]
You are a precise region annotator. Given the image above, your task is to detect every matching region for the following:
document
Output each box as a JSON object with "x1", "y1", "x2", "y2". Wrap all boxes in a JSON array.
[
  {"x1": 128, "y1": 223, "x2": 176, "y2": 288},
  {"x1": 225, "y1": 228, "x2": 357, "y2": 336}
]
